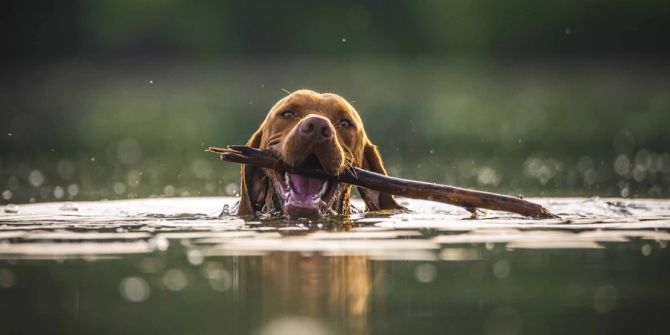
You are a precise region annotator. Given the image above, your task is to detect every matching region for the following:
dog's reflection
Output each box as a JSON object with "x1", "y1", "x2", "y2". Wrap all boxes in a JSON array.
[{"x1": 256, "y1": 253, "x2": 383, "y2": 334}]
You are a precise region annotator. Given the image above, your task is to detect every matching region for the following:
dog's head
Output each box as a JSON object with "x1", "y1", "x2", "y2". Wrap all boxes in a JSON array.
[{"x1": 237, "y1": 89, "x2": 402, "y2": 217}]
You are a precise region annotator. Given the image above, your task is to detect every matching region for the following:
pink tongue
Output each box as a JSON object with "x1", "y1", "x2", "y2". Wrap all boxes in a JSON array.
[{"x1": 288, "y1": 173, "x2": 324, "y2": 197}]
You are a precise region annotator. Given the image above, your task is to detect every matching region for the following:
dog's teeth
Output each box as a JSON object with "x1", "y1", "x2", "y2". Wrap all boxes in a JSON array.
[
  {"x1": 317, "y1": 181, "x2": 329, "y2": 198},
  {"x1": 284, "y1": 172, "x2": 290, "y2": 188}
]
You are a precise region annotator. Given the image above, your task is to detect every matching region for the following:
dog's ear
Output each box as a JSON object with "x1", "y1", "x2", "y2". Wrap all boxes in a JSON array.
[
  {"x1": 358, "y1": 141, "x2": 404, "y2": 211},
  {"x1": 236, "y1": 127, "x2": 267, "y2": 216}
]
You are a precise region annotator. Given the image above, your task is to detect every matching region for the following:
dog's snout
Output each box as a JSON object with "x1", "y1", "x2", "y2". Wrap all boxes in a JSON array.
[{"x1": 299, "y1": 116, "x2": 334, "y2": 143}]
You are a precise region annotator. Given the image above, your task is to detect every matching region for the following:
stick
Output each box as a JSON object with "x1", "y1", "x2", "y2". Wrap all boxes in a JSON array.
[{"x1": 207, "y1": 145, "x2": 558, "y2": 219}]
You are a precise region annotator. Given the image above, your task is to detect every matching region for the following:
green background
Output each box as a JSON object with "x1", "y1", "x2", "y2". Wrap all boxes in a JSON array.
[{"x1": 2, "y1": 0, "x2": 669, "y2": 203}]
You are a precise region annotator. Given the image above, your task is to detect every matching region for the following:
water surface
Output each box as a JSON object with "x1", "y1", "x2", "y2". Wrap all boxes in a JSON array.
[{"x1": 1, "y1": 197, "x2": 670, "y2": 335}]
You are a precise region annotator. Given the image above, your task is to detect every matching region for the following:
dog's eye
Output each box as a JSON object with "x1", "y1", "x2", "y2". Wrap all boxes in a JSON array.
[
  {"x1": 280, "y1": 110, "x2": 295, "y2": 119},
  {"x1": 338, "y1": 119, "x2": 352, "y2": 128}
]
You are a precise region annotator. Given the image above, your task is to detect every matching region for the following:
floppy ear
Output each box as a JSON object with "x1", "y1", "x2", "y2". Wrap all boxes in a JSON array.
[
  {"x1": 236, "y1": 127, "x2": 267, "y2": 216},
  {"x1": 358, "y1": 141, "x2": 405, "y2": 211}
]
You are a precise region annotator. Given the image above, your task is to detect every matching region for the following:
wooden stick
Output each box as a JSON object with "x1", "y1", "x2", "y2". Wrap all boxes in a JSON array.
[{"x1": 207, "y1": 145, "x2": 558, "y2": 219}]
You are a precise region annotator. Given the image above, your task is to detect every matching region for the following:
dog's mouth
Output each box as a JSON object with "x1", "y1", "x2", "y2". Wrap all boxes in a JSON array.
[{"x1": 268, "y1": 154, "x2": 343, "y2": 217}]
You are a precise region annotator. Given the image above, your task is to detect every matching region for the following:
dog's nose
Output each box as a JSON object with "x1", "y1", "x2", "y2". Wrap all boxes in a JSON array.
[{"x1": 299, "y1": 116, "x2": 334, "y2": 142}]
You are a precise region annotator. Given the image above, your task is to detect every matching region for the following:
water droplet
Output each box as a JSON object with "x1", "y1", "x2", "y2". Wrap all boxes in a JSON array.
[
  {"x1": 477, "y1": 167, "x2": 501, "y2": 186},
  {"x1": 187, "y1": 249, "x2": 204, "y2": 265},
  {"x1": 613, "y1": 154, "x2": 630, "y2": 176},
  {"x1": 162, "y1": 269, "x2": 188, "y2": 291},
  {"x1": 119, "y1": 277, "x2": 150, "y2": 303},
  {"x1": 149, "y1": 236, "x2": 169, "y2": 251},
  {"x1": 2, "y1": 190, "x2": 12, "y2": 201},
  {"x1": 493, "y1": 259, "x2": 511, "y2": 279},
  {"x1": 225, "y1": 183, "x2": 239, "y2": 196},
  {"x1": 28, "y1": 170, "x2": 45, "y2": 187},
  {"x1": 127, "y1": 170, "x2": 142, "y2": 188},
  {"x1": 635, "y1": 149, "x2": 651, "y2": 167},
  {"x1": 202, "y1": 262, "x2": 232, "y2": 292},
  {"x1": 191, "y1": 159, "x2": 214, "y2": 179},
  {"x1": 631, "y1": 164, "x2": 646, "y2": 182},
  {"x1": 414, "y1": 263, "x2": 437, "y2": 283},
  {"x1": 53, "y1": 186, "x2": 65, "y2": 199},
  {"x1": 641, "y1": 244, "x2": 652, "y2": 256},
  {"x1": 113, "y1": 182, "x2": 127, "y2": 195},
  {"x1": 164, "y1": 185, "x2": 176, "y2": 197},
  {"x1": 341, "y1": 38, "x2": 347, "y2": 42},
  {"x1": 593, "y1": 284, "x2": 617, "y2": 313},
  {"x1": 620, "y1": 186, "x2": 630, "y2": 197},
  {"x1": 209, "y1": 273, "x2": 232, "y2": 292},
  {"x1": 67, "y1": 184, "x2": 80, "y2": 197}
]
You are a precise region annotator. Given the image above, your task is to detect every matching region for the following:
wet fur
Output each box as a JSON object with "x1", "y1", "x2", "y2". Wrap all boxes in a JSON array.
[{"x1": 236, "y1": 89, "x2": 403, "y2": 217}]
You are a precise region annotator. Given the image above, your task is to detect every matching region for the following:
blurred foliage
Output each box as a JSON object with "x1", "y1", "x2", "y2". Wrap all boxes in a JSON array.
[
  {"x1": 1, "y1": 1, "x2": 669, "y2": 203},
  {"x1": 3, "y1": 0, "x2": 670, "y2": 60}
]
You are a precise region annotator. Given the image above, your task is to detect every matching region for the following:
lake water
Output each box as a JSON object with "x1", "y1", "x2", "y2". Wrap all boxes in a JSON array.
[{"x1": 1, "y1": 197, "x2": 670, "y2": 335}]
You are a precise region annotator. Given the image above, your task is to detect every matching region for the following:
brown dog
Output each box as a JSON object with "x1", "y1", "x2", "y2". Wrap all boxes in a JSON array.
[{"x1": 235, "y1": 89, "x2": 403, "y2": 217}]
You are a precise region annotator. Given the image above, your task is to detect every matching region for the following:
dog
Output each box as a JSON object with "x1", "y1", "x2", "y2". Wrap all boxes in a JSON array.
[{"x1": 235, "y1": 89, "x2": 403, "y2": 217}]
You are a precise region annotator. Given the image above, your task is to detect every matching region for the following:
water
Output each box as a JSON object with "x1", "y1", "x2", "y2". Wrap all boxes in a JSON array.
[{"x1": 1, "y1": 197, "x2": 670, "y2": 334}]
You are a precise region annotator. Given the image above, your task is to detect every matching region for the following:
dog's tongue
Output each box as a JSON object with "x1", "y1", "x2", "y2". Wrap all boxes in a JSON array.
[{"x1": 288, "y1": 173, "x2": 324, "y2": 198}]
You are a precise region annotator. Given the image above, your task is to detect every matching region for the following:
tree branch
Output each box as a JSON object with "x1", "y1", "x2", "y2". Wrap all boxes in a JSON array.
[{"x1": 207, "y1": 145, "x2": 558, "y2": 219}]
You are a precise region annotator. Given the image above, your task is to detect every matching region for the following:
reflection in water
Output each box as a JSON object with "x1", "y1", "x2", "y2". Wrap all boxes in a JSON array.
[
  {"x1": 1, "y1": 197, "x2": 670, "y2": 334},
  {"x1": 258, "y1": 316, "x2": 334, "y2": 335},
  {"x1": 258, "y1": 253, "x2": 377, "y2": 335}
]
